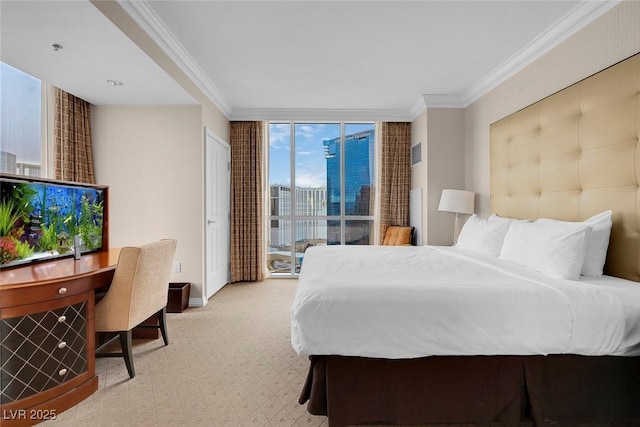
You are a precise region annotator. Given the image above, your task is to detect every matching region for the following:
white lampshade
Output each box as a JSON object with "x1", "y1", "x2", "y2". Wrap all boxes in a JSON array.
[{"x1": 438, "y1": 189, "x2": 475, "y2": 215}]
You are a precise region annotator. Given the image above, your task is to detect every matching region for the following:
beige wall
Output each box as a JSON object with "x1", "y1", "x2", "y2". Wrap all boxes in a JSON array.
[
  {"x1": 201, "y1": 103, "x2": 230, "y2": 142},
  {"x1": 427, "y1": 108, "x2": 466, "y2": 245},
  {"x1": 411, "y1": 108, "x2": 466, "y2": 245},
  {"x1": 410, "y1": 110, "x2": 427, "y2": 244},
  {"x1": 465, "y1": 0, "x2": 640, "y2": 217},
  {"x1": 92, "y1": 105, "x2": 207, "y2": 301}
]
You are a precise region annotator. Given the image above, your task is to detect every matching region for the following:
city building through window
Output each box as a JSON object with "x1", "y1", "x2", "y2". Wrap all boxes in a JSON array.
[{"x1": 268, "y1": 122, "x2": 375, "y2": 275}]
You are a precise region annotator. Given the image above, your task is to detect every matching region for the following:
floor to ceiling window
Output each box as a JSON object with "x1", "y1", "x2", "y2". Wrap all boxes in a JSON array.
[
  {"x1": 0, "y1": 61, "x2": 45, "y2": 177},
  {"x1": 268, "y1": 122, "x2": 375, "y2": 275}
]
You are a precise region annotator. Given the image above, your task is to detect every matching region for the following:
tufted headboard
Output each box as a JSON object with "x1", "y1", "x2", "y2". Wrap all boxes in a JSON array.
[{"x1": 490, "y1": 52, "x2": 640, "y2": 282}]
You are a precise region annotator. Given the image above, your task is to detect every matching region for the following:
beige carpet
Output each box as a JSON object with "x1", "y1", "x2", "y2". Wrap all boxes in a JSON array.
[{"x1": 44, "y1": 279, "x2": 327, "y2": 426}]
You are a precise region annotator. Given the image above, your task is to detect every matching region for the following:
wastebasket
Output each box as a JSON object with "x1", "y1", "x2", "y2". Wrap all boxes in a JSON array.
[{"x1": 167, "y1": 282, "x2": 190, "y2": 313}]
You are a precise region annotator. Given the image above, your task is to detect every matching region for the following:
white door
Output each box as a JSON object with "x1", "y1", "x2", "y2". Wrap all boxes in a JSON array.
[{"x1": 205, "y1": 128, "x2": 230, "y2": 299}]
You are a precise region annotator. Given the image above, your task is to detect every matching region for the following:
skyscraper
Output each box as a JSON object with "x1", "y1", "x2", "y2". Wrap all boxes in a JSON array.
[
  {"x1": 269, "y1": 184, "x2": 327, "y2": 248},
  {"x1": 323, "y1": 129, "x2": 375, "y2": 243}
]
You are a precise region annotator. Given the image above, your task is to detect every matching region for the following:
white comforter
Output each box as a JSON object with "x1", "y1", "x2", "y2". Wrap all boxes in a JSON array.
[{"x1": 291, "y1": 245, "x2": 640, "y2": 358}]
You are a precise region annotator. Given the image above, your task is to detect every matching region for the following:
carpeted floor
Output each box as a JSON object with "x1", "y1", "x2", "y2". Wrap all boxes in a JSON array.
[{"x1": 43, "y1": 279, "x2": 327, "y2": 426}]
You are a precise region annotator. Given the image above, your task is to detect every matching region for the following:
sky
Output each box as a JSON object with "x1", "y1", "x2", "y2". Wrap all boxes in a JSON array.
[{"x1": 269, "y1": 122, "x2": 374, "y2": 188}]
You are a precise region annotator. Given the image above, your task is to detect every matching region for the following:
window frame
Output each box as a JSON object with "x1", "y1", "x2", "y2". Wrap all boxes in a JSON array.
[
  {"x1": 267, "y1": 121, "x2": 376, "y2": 277},
  {"x1": 0, "y1": 61, "x2": 53, "y2": 178}
]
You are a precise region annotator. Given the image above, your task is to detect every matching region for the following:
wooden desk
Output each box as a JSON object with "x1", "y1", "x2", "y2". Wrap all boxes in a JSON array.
[{"x1": 0, "y1": 249, "x2": 120, "y2": 426}]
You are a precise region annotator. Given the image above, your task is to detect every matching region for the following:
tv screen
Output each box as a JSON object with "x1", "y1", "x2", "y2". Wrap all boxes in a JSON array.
[{"x1": 0, "y1": 174, "x2": 107, "y2": 268}]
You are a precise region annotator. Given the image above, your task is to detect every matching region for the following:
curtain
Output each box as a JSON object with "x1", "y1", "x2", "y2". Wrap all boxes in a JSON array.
[
  {"x1": 53, "y1": 88, "x2": 95, "y2": 183},
  {"x1": 230, "y1": 121, "x2": 264, "y2": 282},
  {"x1": 378, "y1": 122, "x2": 411, "y2": 243}
]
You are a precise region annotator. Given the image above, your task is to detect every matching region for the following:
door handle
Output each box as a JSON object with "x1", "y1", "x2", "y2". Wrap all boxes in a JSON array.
[{"x1": 207, "y1": 219, "x2": 216, "y2": 225}]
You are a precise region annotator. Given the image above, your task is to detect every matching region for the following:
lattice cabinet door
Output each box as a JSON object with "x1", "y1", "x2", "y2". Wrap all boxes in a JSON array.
[{"x1": 1, "y1": 293, "x2": 90, "y2": 407}]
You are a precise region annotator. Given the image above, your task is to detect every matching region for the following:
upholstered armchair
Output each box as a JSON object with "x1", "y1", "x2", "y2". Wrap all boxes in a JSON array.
[{"x1": 95, "y1": 239, "x2": 177, "y2": 378}]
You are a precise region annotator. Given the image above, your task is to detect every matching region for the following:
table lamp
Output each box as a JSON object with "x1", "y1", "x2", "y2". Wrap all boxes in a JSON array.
[{"x1": 438, "y1": 189, "x2": 475, "y2": 244}]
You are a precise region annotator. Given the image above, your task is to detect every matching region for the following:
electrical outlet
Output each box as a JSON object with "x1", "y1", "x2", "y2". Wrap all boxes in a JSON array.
[{"x1": 173, "y1": 262, "x2": 182, "y2": 273}]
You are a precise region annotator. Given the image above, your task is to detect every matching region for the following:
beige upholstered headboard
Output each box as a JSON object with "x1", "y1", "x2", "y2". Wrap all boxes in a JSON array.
[{"x1": 490, "y1": 52, "x2": 640, "y2": 282}]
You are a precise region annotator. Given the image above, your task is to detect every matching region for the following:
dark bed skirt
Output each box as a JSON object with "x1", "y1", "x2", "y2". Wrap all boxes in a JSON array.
[{"x1": 299, "y1": 355, "x2": 640, "y2": 427}]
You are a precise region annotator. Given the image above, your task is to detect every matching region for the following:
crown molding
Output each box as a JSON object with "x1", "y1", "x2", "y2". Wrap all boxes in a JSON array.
[
  {"x1": 462, "y1": 0, "x2": 620, "y2": 107},
  {"x1": 408, "y1": 94, "x2": 465, "y2": 121},
  {"x1": 409, "y1": 96, "x2": 427, "y2": 120},
  {"x1": 422, "y1": 94, "x2": 466, "y2": 108},
  {"x1": 117, "y1": 0, "x2": 233, "y2": 118},
  {"x1": 230, "y1": 108, "x2": 414, "y2": 122}
]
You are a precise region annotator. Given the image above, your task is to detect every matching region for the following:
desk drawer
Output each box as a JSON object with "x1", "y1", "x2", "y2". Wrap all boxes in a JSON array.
[{"x1": 0, "y1": 276, "x2": 97, "y2": 309}]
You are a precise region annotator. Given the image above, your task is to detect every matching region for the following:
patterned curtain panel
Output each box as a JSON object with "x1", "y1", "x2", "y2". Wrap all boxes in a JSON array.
[
  {"x1": 379, "y1": 122, "x2": 411, "y2": 243},
  {"x1": 230, "y1": 121, "x2": 264, "y2": 282},
  {"x1": 54, "y1": 88, "x2": 95, "y2": 184}
]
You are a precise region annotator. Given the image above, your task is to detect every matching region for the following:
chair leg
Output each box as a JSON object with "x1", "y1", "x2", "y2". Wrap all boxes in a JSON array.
[
  {"x1": 120, "y1": 330, "x2": 135, "y2": 379},
  {"x1": 157, "y1": 307, "x2": 169, "y2": 346}
]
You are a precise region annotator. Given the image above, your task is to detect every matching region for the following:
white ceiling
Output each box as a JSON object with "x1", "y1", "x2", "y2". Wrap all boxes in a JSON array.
[
  {"x1": 0, "y1": 1, "x2": 196, "y2": 106},
  {"x1": 1, "y1": 0, "x2": 618, "y2": 120}
]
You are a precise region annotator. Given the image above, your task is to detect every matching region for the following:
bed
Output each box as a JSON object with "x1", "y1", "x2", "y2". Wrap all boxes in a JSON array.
[{"x1": 292, "y1": 51, "x2": 640, "y2": 427}]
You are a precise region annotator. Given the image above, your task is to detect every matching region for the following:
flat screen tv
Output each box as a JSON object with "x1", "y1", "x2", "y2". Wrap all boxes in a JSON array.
[{"x1": 0, "y1": 173, "x2": 108, "y2": 269}]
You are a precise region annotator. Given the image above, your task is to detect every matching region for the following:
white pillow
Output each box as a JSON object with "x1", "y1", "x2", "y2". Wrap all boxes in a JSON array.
[
  {"x1": 535, "y1": 210, "x2": 612, "y2": 278},
  {"x1": 456, "y1": 214, "x2": 511, "y2": 257},
  {"x1": 499, "y1": 220, "x2": 591, "y2": 280}
]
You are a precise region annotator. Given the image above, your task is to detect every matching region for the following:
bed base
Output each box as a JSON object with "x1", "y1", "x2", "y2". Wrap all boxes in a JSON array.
[{"x1": 299, "y1": 355, "x2": 640, "y2": 427}]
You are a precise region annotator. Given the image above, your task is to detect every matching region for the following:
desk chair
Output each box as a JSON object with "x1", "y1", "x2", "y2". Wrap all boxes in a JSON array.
[
  {"x1": 95, "y1": 239, "x2": 177, "y2": 378},
  {"x1": 382, "y1": 225, "x2": 414, "y2": 246}
]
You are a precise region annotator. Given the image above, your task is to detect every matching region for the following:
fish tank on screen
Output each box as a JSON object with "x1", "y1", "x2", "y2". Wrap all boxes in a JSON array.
[{"x1": 0, "y1": 174, "x2": 108, "y2": 269}]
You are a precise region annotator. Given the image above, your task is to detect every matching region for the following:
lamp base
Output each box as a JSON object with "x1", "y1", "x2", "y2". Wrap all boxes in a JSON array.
[{"x1": 453, "y1": 213, "x2": 462, "y2": 244}]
